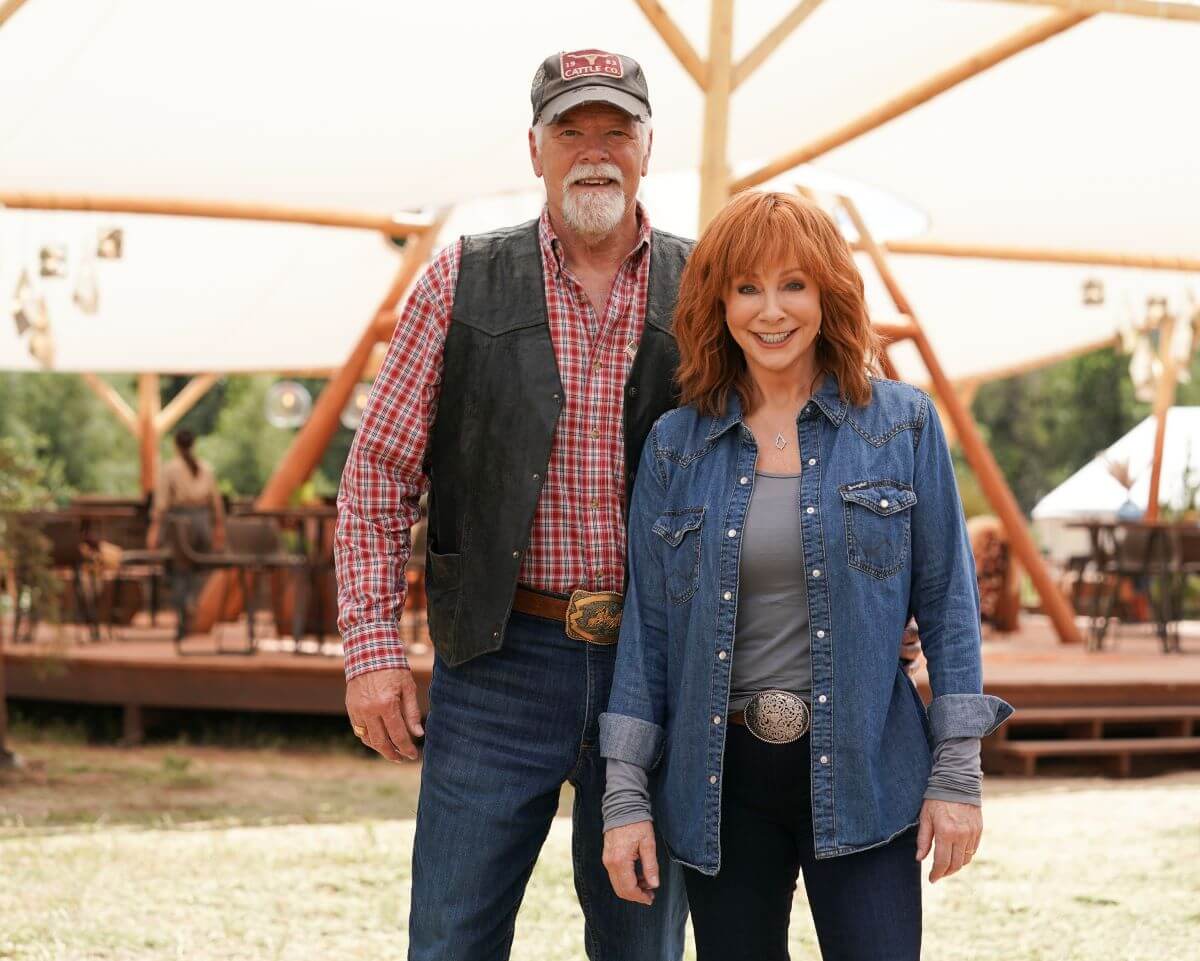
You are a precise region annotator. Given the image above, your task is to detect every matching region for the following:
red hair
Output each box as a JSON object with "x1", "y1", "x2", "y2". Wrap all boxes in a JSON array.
[{"x1": 674, "y1": 191, "x2": 883, "y2": 416}]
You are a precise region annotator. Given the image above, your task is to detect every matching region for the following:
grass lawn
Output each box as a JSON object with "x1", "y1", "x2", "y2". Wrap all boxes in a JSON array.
[{"x1": 1, "y1": 737, "x2": 1197, "y2": 960}]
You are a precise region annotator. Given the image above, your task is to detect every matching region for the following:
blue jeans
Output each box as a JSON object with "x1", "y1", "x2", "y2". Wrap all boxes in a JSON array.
[
  {"x1": 410, "y1": 611, "x2": 688, "y2": 961},
  {"x1": 683, "y1": 724, "x2": 921, "y2": 961}
]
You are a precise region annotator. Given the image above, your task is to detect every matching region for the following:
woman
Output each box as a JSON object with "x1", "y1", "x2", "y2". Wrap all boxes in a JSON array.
[
  {"x1": 147, "y1": 429, "x2": 226, "y2": 639},
  {"x1": 599, "y1": 192, "x2": 1013, "y2": 960}
]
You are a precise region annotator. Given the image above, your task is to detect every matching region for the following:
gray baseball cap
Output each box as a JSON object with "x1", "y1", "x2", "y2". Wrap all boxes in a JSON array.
[{"x1": 530, "y1": 49, "x2": 651, "y2": 125}]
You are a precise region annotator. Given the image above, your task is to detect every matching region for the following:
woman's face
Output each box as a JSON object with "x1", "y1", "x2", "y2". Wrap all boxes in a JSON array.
[{"x1": 724, "y1": 261, "x2": 822, "y2": 381}]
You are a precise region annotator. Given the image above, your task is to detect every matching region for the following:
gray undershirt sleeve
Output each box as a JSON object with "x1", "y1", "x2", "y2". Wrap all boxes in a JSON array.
[
  {"x1": 922, "y1": 737, "x2": 984, "y2": 805},
  {"x1": 603, "y1": 758, "x2": 654, "y2": 832}
]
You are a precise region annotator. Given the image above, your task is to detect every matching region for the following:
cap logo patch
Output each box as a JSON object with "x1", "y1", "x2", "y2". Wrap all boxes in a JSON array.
[{"x1": 561, "y1": 49, "x2": 623, "y2": 81}]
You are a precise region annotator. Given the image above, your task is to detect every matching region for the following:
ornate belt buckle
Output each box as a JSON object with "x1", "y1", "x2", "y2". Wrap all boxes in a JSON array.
[
  {"x1": 565, "y1": 590, "x2": 623, "y2": 645},
  {"x1": 744, "y1": 690, "x2": 811, "y2": 744}
]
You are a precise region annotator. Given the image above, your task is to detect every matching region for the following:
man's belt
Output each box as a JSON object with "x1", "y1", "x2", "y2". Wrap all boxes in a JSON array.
[{"x1": 512, "y1": 586, "x2": 623, "y2": 645}]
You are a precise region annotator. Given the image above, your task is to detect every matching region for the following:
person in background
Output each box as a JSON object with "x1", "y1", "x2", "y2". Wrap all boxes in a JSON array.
[{"x1": 147, "y1": 429, "x2": 226, "y2": 639}]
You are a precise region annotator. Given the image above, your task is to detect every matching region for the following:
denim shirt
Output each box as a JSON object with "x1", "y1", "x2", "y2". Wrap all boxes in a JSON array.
[{"x1": 600, "y1": 374, "x2": 1014, "y2": 873}]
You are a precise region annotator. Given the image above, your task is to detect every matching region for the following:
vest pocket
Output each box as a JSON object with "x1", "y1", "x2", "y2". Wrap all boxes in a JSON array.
[
  {"x1": 839, "y1": 481, "x2": 917, "y2": 579},
  {"x1": 425, "y1": 548, "x2": 463, "y2": 644},
  {"x1": 652, "y1": 507, "x2": 705, "y2": 604}
]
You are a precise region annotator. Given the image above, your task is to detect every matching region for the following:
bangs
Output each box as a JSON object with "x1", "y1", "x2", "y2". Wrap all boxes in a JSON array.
[{"x1": 711, "y1": 195, "x2": 836, "y2": 288}]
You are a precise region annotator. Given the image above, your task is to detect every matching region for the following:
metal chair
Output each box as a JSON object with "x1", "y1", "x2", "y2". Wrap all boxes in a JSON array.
[
  {"x1": 11, "y1": 514, "x2": 102, "y2": 644},
  {"x1": 164, "y1": 516, "x2": 307, "y2": 654},
  {"x1": 1090, "y1": 524, "x2": 1174, "y2": 651}
]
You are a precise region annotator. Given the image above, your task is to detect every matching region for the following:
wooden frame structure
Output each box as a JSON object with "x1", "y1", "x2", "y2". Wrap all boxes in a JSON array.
[{"x1": 4, "y1": 0, "x2": 1196, "y2": 650}]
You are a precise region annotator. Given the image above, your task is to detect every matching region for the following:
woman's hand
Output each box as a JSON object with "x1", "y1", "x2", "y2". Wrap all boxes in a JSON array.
[
  {"x1": 916, "y1": 798, "x2": 981, "y2": 882},
  {"x1": 602, "y1": 820, "x2": 659, "y2": 905}
]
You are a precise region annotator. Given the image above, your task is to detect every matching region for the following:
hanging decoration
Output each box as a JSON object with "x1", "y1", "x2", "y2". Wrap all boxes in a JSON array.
[
  {"x1": 264, "y1": 380, "x2": 313, "y2": 429},
  {"x1": 339, "y1": 382, "x2": 372, "y2": 430}
]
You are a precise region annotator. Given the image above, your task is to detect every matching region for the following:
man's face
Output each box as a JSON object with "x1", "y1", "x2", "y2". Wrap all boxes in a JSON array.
[{"x1": 529, "y1": 103, "x2": 652, "y2": 239}]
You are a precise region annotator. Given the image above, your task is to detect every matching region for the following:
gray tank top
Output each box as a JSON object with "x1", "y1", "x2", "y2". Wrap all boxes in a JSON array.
[{"x1": 729, "y1": 471, "x2": 811, "y2": 713}]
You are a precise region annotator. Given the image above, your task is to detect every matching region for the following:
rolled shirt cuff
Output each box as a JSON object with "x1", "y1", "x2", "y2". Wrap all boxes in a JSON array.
[
  {"x1": 599, "y1": 712, "x2": 665, "y2": 769},
  {"x1": 928, "y1": 693, "x2": 1015, "y2": 742}
]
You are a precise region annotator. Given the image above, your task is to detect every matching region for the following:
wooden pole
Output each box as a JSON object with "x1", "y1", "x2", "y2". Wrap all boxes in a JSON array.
[
  {"x1": 731, "y1": 11, "x2": 1089, "y2": 193},
  {"x1": 839, "y1": 194, "x2": 1083, "y2": 645},
  {"x1": 137, "y1": 373, "x2": 161, "y2": 496},
  {"x1": 192, "y1": 209, "x2": 451, "y2": 633},
  {"x1": 732, "y1": 0, "x2": 825, "y2": 89},
  {"x1": 698, "y1": 0, "x2": 735, "y2": 230},
  {"x1": 878, "y1": 239, "x2": 1200, "y2": 273},
  {"x1": 81, "y1": 373, "x2": 139, "y2": 436},
  {"x1": 1144, "y1": 311, "x2": 1180, "y2": 522},
  {"x1": 0, "y1": 193, "x2": 431, "y2": 238},
  {"x1": 155, "y1": 373, "x2": 221, "y2": 435},
  {"x1": 0, "y1": 0, "x2": 30, "y2": 31},
  {"x1": 631, "y1": 0, "x2": 709, "y2": 88},
  {"x1": 967, "y1": 0, "x2": 1200, "y2": 23}
]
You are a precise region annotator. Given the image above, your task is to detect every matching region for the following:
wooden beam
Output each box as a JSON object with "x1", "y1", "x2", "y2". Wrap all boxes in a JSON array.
[
  {"x1": 1145, "y1": 311, "x2": 1181, "y2": 521},
  {"x1": 731, "y1": 10, "x2": 1089, "y2": 192},
  {"x1": 0, "y1": 0, "x2": 31, "y2": 31},
  {"x1": 839, "y1": 193, "x2": 1083, "y2": 645},
  {"x1": 968, "y1": 0, "x2": 1200, "y2": 23},
  {"x1": 880, "y1": 239, "x2": 1200, "y2": 273},
  {"x1": 192, "y1": 208, "x2": 452, "y2": 634},
  {"x1": 631, "y1": 0, "x2": 708, "y2": 89},
  {"x1": 873, "y1": 320, "x2": 918, "y2": 342},
  {"x1": 732, "y1": 0, "x2": 825, "y2": 89},
  {"x1": 80, "y1": 373, "x2": 138, "y2": 436},
  {"x1": 698, "y1": 0, "x2": 735, "y2": 229},
  {"x1": 155, "y1": 373, "x2": 221, "y2": 435},
  {"x1": 137, "y1": 373, "x2": 161, "y2": 496},
  {"x1": 0, "y1": 193, "x2": 431, "y2": 237}
]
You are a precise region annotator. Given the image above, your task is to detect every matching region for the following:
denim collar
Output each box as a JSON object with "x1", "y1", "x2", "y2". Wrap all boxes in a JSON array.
[{"x1": 704, "y1": 371, "x2": 848, "y2": 442}]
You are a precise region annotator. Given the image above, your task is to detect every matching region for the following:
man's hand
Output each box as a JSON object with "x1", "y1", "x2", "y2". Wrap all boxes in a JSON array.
[
  {"x1": 603, "y1": 820, "x2": 659, "y2": 906},
  {"x1": 346, "y1": 667, "x2": 424, "y2": 762},
  {"x1": 915, "y1": 798, "x2": 982, "y2": 882}
]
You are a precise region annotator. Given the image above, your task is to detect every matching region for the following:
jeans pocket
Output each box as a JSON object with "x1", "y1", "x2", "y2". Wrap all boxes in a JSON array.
[
  {"x1": 652, "y1": 507, "x2": 705, "y2": 604},
  {"x1": 839, "y1": 480, "x2": 917, "y2": 578}
]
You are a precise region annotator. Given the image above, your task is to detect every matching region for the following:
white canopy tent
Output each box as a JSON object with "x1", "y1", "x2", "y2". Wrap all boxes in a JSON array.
[{"x1": 0, "y1": 0, "x2": 1196, "y2": 376}]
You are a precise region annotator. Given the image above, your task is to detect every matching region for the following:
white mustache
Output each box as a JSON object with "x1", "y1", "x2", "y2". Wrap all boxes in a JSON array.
[{"x1": 563, "y1": 163, "x2": 624, "y2": 190}]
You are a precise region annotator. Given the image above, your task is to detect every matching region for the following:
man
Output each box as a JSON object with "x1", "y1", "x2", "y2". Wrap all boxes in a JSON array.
[{"x1": 335, "y1": 50, "x2": 691, "y2": 960}]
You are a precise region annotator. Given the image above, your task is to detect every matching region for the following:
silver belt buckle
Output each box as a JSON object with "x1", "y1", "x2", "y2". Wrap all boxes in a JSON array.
[{"x1": 744, "y1": 690, "x2": 811, "y2": 744}]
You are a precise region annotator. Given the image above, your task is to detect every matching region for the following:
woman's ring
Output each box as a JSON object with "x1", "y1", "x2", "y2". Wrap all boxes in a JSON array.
[{"x1": 352, "y1": 723, "x2": 367, "y2": 739}]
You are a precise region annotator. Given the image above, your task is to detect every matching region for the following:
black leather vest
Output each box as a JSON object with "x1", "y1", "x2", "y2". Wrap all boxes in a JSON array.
[{"x1": 423, "y1": 219, "x2": 693, "y2": 666}]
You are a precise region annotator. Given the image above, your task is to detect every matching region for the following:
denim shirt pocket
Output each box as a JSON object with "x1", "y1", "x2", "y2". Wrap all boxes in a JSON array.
[
  {"x1": 839, "y1": 481, "x2": 917, "y2": 579},
  {"x1": 652, "y1": 506, "x2": 705, "y2": 604}
]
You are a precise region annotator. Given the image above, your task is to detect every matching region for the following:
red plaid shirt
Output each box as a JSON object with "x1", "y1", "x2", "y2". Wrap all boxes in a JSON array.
[{"x1": 335, "y1": 205, "x2": 655, "y2": 679}]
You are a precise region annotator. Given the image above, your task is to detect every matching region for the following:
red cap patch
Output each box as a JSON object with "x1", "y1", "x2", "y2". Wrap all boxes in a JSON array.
[{"x1": 560, "y1": 49, "x2": 624, "y2": 81}]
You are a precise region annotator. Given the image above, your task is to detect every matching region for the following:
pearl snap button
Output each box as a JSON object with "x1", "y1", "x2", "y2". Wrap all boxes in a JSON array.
[
  {"x1": 723, "y1": 591, "x2": 732, "y2": 600},
  {"x1": 818, "y1": 694, "x2": 827, "y2": 704},
  {"x1": 812, "y1": 569, "x2": 821, "y2": 578},
  {"x1": 820, "y1": 755, "x2": 829, "y2": 764},
  {"x1": 806, "y1": 506, "x2": 815, "y2": 514},
  {"x1": 718, "y1": 651, "x2": 727, "y2": 660},
  {"x1": 713, "y1": 715, "x2": 722, "y2": 725},
  {"x1": 808, "y1": 458, "x2": 817, "y2": 466},
  {"x1": 816, "y1": 630, "x2": 825, "y2": 638},
  {"x1": 739, "y1": 476, "x2": 748, "y2": 485},
  {"x1": 709, "y1": 775, "x2": 718, "y2": 784},
  {"x1": 728, "y1": 528, "x2": 737, "y2": 538},
  {"x1": 880, "y1": 498, "x2": 889, "y2": 508}
]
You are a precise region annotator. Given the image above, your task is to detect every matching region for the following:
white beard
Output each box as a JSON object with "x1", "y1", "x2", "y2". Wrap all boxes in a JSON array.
[{"x1": 561, "y1": 163, "x2": 628, "y2": 239}]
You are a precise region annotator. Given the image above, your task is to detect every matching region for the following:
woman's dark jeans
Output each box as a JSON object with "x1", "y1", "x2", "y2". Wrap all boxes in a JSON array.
[{"x1": 683, "y1": 724, "x2": 922, "y2": 961}]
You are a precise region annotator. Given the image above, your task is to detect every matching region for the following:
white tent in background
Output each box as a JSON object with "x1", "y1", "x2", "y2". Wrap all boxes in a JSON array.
[
  {"x1": 1034, "y1": 408, "x2": 1200, "y2": 520},
  {"x1": 1032, "y1": 408, "x2": 1200, "y2": 563}
]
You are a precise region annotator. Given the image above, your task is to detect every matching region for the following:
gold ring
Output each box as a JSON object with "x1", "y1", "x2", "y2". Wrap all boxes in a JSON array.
[{"x1": 352, "y1": 724, "x2": 367, "y2": 739}]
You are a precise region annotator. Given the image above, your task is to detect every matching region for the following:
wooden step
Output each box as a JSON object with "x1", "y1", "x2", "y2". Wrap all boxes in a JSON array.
[
  {"x1": 991, "y1": 705, "x2": 1200, "y2": 741},
  {"x1": 988, "y1": 736, "x2": 1200, "y2": 777}
]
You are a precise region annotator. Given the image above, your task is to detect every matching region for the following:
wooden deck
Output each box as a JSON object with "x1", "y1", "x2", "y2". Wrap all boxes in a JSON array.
[{"x1": 5, "y1": 612, "x2": 1200, "y2": 752}]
